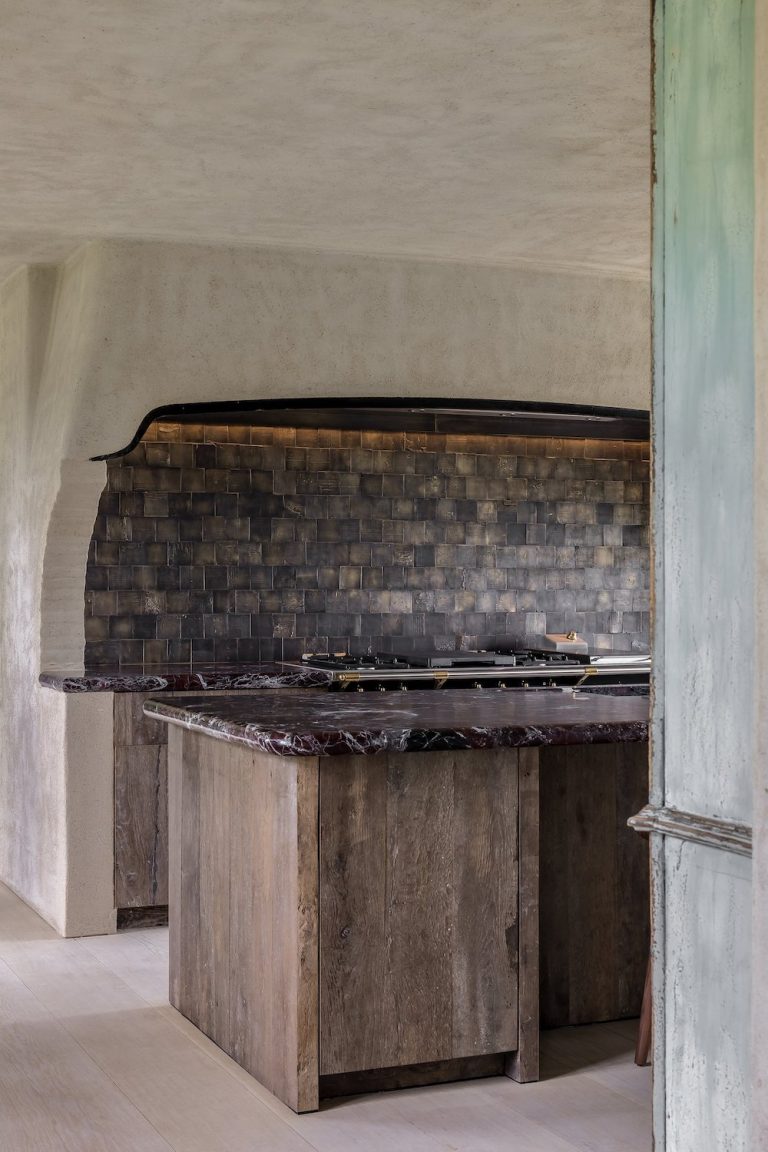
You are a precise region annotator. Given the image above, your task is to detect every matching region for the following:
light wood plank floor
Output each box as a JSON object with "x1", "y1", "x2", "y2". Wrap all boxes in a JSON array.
[{"x1": 0, "y1": 884, "x2": 651, "y2": 1151}]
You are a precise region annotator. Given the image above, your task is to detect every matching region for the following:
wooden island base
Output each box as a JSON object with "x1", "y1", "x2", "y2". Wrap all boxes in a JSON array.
[
  {"x1": 168, "y1": 727, "x2": 540, "y2": 1112},
  {"x1": 166, "y1": 721, "x2": 648, "y2": 1113}
]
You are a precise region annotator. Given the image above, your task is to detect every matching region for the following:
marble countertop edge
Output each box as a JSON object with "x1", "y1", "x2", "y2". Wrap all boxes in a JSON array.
[
  {"x1": 143, "y1": 690, "x2": 649, "y2": 758},
  {"x1": 38, "y1": 662, "x2": 332, "y2": 693}
]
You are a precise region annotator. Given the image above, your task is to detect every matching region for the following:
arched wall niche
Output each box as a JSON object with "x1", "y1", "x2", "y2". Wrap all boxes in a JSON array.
[
  {"x1": 5, "y1": 238, "x2": 649, "y2": 933},
  {"x1": 38, "y1": 238, "x2": 650, "y2": 671}
]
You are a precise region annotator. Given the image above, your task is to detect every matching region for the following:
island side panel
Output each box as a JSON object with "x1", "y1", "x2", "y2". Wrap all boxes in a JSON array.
[
  {"x1": 114, "y1": 693, "x2": 169, "y2": 913},
  {"x1": 198, "y1": 734, "x2": 232, "y2": 1050},
  {"x1": 167, "y1": 725, "x2": 182, "y2": 1009},
  {"x1": 538, "y1": 742, "x2": 650, "y2": 1028},
  {"x1": 384, "y1": 753, "x2": 454, "y2": 1067},
  {"x1": 452, "y1": 749, "x2": 519, "y2": 1058},
  {"x1": 615, "y1": 744, "x2": 651, "y2": 1018},
  {"x1": 229, "y1": 740, "x2": 320, "y2": 1113},
  {"x1": 319, "y1": 748, "x2": 520, "y2": 1076},
  {"x1": 115, "y1": 691, "x2": 215, "y2": 918},
  {"x1": 167, "y1": 728, "x2": 320, "y2": 1113},
  {"x1": 116, "y1": 689, "x2": 305, "y2": 921},
  {"x1": 317, "y1": 756, "x2": 388, "y2": 1075},
  {"x1": 567, "y1": 742, "x2": 618, "y2": 1023},
  {"x1": 506, "y1": 746, "x2": 540, "y2": 1084}
]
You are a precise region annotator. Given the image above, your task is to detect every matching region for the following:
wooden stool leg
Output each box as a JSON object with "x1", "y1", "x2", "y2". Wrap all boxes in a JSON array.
[{"x1": 635, "y1": 956, "x2": 652, "y2": 1066}]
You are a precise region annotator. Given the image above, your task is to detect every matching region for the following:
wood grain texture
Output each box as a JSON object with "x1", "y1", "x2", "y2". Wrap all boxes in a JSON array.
[
  {"x1": 115, "y1": 689, "x2": 272, "y2": 916},
  {"x1": 317, "y1": 756, "x2": 388, "y2": 1074},
  {"x1": 116, "y1": 905, "x2": 169, "y2": 930},
  {"x1": 114, "y1": 694, "x2": 169, "y2": 911},
  {"x1": 539, "y1": 742, "x2": 649, "y2": 1028},
  {"x1": 615, "y1": 751, "x2": 649, "y2": 1019},
  {"x1": 451, "y1": 752, "x2": 519, "y2": 1057},
  {"x1": 167, "y1": 726, "x2": 182, "y2": 1010},
  {"x1": 569, "y1": 744, "x2": 616, "y2": 1023},
  {"x1": 319, "y1": 748, "x2": 519, "y2": 1076},
  {"x1": 114, "y1": 744, "x2": 169, "y2": 909},
  {"x1": 384, "y1": 754, "x2": 454, "y2": 1066},
  {"x1": 537, "y1": 746, "x2": 569, "y2": 1026},
  {"x1": 506, "y1": 746, "x2": 540, "y2": 1083},
  {"x1": 114, "y1": 691, "x2": 169, "y2": 748},
  {"x1": 168, "y1": 730, "x2": 320, "y2": 1112}
]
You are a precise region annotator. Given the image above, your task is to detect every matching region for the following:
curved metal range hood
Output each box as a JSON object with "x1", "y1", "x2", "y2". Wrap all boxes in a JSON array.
[{"x1": 93, "y1": 398, "x2": 650, "y2": 461}]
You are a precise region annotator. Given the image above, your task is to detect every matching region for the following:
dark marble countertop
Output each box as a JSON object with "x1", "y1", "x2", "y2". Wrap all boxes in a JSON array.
[
  {"x1": 39, "y1": 662, "x2": 333, "y2": 693},
  {"x1": 144, "y1": 687, "x2": 649, "y2": 757}
]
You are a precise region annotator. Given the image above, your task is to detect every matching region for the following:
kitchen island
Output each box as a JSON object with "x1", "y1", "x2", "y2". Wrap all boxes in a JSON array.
[
  {"x1": 146, "y1": 688, "x2": 649, "y2": 1112},
  {"x1": 40, "y1": 662, "x2": 333, "y2": 924}
]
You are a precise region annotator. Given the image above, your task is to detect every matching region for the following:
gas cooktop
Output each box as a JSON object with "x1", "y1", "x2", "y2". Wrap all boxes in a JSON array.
[
  {"x1": 300, "y1": 649, "x2": 584, "y2": 672},
  {"x1": 294, "y1": 649, "x2": 650, "y2": 691}
]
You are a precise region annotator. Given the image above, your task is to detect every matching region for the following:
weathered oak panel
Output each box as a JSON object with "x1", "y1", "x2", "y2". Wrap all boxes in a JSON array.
[
  {"x1": 452, "y1": 752, "x2": 520, "y2": 1058},
  {"x1": 539, "y1": 742, "x2": 649, "y2": 1028},
  {"x1": 319, "y1": 748, "x2": 521, "y2": 1076},
  {"x1": 506, "y1": 746, "x2": 540, "y2": 1083},
  {"x1": 167, "y1": 726, "x2": 182, "y2": 1009},
  {"x1": 114, "y1": 695, "x2": 169, "y2": 910},
  {"x1": 168, "y1": 730, "x2": 320, "y2": 1112},
  {"x1": 115, "y1": 689, "x2": 283, "y2": 915}
]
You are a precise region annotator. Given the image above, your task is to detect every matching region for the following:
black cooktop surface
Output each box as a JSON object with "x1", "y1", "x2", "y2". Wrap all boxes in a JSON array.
[{"x1": 301, "y1": 649, "x2": 584, "y2": 671}]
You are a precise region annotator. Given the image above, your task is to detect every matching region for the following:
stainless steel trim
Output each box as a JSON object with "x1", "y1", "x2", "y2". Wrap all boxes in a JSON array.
[{"x1": 587, "y1": 654, "x2": 651, "y2": 667}]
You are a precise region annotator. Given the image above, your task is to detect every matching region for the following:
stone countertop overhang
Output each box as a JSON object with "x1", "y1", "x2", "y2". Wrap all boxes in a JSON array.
[
  {"x1": 143, "y1": 687, "x2": 649, "y2": 758},
  {"x1": 38, "y1": 662, "x2": 333, "y2": 693}
]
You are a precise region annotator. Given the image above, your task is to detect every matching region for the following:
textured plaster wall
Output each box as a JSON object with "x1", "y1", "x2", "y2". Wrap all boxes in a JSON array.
[
  {"x1": 1, "y1": 237, "x2": 649, "y2": 936},
  {"x1": 0, "y1": 262, "x2": 113, "y2": 934},
  {"x1": 654, "y1": 0, "x2": 754, "y2": 1146},
  {"x1": 50, "y1": 239, "x2": 651, "y2": 667},
  {"x1": 0, "y1": 1, "x2": 649, "y2": 281},
  {"x1": 64, "y1": 240, "x2": 650, "y2": 461}
]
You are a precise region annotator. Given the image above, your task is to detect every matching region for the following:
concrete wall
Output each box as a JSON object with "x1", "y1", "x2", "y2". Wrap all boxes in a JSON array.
[
  {"x1": 753, "y1": 0, "x2": 768, "y2": 1138},
  {"x1": 653, "y1": 0, "x2": 754, "y2": 1147},
  {"x1": 664, "y1": 841, "x2": 751, "y2": 1149},
  {"x1": 42, "y1": 241, "x2": 651, "y2": 673},
  {"x1": 0, "y1": 238, "x2": 649, "y2": 934}
]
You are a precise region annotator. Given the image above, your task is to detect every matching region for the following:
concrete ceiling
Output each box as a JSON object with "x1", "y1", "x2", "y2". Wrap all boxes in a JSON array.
[{"x1": 0, "y1": 1, "x2": 649, "y2": 284}]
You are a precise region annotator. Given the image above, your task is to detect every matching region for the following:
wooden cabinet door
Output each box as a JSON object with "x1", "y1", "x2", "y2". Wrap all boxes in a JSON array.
[{"x1": 318, "y1": 748, "x2": 520, "y2": 1075}]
